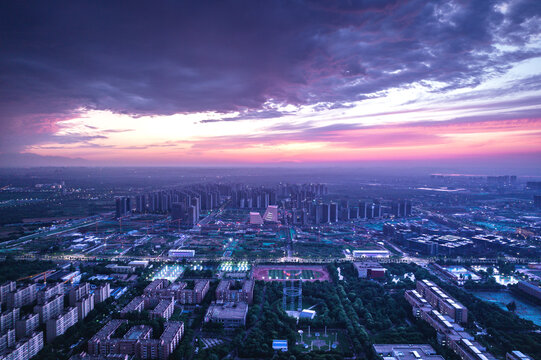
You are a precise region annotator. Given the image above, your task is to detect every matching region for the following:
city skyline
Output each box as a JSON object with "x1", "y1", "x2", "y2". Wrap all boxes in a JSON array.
[{"x1": 1, "y1": 1, "x2": 540, "y2": 170}]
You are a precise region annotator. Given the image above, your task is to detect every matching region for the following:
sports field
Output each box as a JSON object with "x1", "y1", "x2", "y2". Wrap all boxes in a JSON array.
[
  {"x1": 295, "y1": 329, "x2": 348, "y2": 352},
  {"x1": 253, "y1": 265, "x2": 330, "y2": 282}
]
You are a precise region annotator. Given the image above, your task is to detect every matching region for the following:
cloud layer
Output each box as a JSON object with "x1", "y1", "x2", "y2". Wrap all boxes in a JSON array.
[{"x1": 1, "y1": 0, "x2": 540, "y2": 166}]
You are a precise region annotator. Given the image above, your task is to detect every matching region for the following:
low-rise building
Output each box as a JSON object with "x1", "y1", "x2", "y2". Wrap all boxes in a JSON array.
[
  {"x1": 405, "y1": 281, "x2": 497, "y2": 360},
  {"x1": 204, "y1": 302, "x2": 248, "y2": 329},
  {"x1": 373, "y1": 344, "x2": 445, "y2": 360},
  {"x1": 507, "y1": 350, "x2": 534, "y2": 360},
  {"x1": 168, "y1": 249, "x2": 195, "y2": 258},
  {"x1": 352, "y1": 249, "x2": 390, "y2": 258},
  {"x1": 120, "y1": 296, "x2": 146, "y2": 316},
  {"x1": 353, "y1": 262, "x2": 386, "y2": 279},
  {"x1": 517, "y1": 281, "x2": 541, "y2": 301},
  {"x1": 128, "y1": 260, "x2": 149, "y2": 268},
  {"x1": 148, "y1": 299, "x2": 175, "y2": 321},
  {"x1": 272, "y1": 340, "x2": 288, "y2": 352},
  {"x1": 144, "y1": 280, "x2": 169, "y2": 295},
  {"x1": 105, "y1": 264, "x2": 136, "y2": 274},
  {"x1": 87, "y1": 319, "x2": 126, "y2": 356}
]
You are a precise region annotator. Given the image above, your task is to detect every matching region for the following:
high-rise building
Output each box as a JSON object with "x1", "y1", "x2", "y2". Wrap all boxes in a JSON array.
[
  {"x1": 1, "y1": 331, "x2": 43, "y2": 360},
  {"x1": 76, "y1": 293, "x2": 95, "y2": 321},
  {"x1": 263, "y1": 205, "x2": 279, "y2": 223},
  {"x1": 349, "y1": 206, "x2": 359, "y2": 219},
  {"x1": 534, "y1": 195, "x2": 541, "y2": 208},
  {"x1": 322, "y1": 203, "x2": 330, "y2": 223},
  {"x1": 191, "y1": 197, "x2": 200, "y2": 219},
  {"x1": 46, "y1": 307, "x2": 78, "y2": 342},
  {"x1": 69, "y1": 283, "x2": 90, "y2": 307},
  {"x1": 249, "y1": 212, "x2": 263, "y2": 225},
  {"x1": 15, "y1": 313, "x2": 39, "y2": 339},
  {"x1": 0, "y1": 281, "x2": 16, "y2": 304},
  {"x1": 7, "y1": 284, "x2": 37, "y2": 308},
  {"x1": 0, "y1": 308, "x2": 19, "y2": 334},
  {"x1": 115, "y1": 197, "x2": 131, "y2": 218},
  {"x1": 37, "y1": 283, "x2": 64, "y2": 305},
  {"x1": 329, "y1": 202, "x2": 338, "y2": 223},
  {"x1": 359, "y1": 201, "x2": 371, "y2": 219},
  {"x1": 34, "y1": 294, "x2": 63, "y2": 323},
  {"x1": 135, "y1": 194, "x2": 147, "y2": 213},
  {"x1": 95, "y1": 283, "x2": 111, "y2": 303}
]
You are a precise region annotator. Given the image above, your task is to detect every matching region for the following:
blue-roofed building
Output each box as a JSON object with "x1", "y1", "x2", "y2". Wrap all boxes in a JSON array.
[{"x1": 272, "y1": 340, "x2": 288, "y2": 352}]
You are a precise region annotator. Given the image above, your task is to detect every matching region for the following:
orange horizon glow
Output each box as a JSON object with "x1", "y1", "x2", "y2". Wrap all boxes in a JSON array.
[{"x1": 26, "y1": 112, "x2": 541, "y2": 165}]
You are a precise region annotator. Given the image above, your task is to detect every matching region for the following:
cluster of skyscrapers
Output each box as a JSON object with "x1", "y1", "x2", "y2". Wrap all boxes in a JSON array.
[{"x1": 116, "y1": 183, "x2": 413, "y2": 226}]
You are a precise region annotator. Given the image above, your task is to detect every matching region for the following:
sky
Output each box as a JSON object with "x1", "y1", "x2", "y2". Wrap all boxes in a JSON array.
[{"x1": 1, "y1": 0, "x2": 541, "y2": 171}]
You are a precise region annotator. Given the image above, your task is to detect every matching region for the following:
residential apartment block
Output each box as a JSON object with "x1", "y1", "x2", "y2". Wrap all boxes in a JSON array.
[
  {"x1": 0, "y1": 331, "x2": 43, "y2": 360},
  {"x1": 34, "y1": 294, "x2": 64, "y2": 323},
  {"x1": 15, "y1": 314, "x2": 39, "y2": 339},
  {"x1": 95, "y1": 283, "x2": 111, "y2": 303},
  {"x1": 37, "y1": 283, "x2": 64, "y2": 305},
  {"x1": 120, "y1": 296, "x2": 174, "y2": 320},
  {"x1": 6, "y1": 284, "x2": 37, "y2": 309},
  {"x1": 0, "y1": 309, "x2": 19, "y2": 334},
  {"x1": 0, "y1": 283, "x2": 16, "y2": 305},
  {"x1": 405, "y1": 280, "x2": 496, "y2": 360},
  {"x1": 216, "y1": 280, "x2": 254, "y2": 304},
  {"x1": 46, "y1": 307, "x2": 78, "y2": 342},
  {"x1": 144, "y1": 279, "x2": 209, "y2": 304},
  {"x1": 87, "y1": 320, "x2": 183, "y2": 360},
  {"x1": 416, "y1": 279, "x2": 467, "y2": 323},
  {"x1": 76, "y1": 293, "x2": 95, "y2": 321},
  {"x1": 69, "y1": 283, "x2": 90, "y2": 307}
]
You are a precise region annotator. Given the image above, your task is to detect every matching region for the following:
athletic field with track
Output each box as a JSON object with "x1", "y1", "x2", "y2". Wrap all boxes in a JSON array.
[{"x1": 253, "y1": 265, "x2": 330, "y2": 282}]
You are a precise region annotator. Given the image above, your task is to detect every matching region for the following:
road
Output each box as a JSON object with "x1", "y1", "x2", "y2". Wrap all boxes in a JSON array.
[{"x1": 1, "y1": 215, "x2": 105, "y2": 249}]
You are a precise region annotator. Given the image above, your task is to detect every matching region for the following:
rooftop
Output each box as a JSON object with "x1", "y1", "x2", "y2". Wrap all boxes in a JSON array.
[
  {"x1": 206, "y1": 302, "x2": 248, "y2": 320},
  {"x1": 373, "y1": 344, "x2": 445, "y2": 360}
]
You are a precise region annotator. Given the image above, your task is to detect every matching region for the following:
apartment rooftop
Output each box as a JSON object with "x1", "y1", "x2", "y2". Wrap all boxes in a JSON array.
[
  {"x1": 459, "y1": 338, "x2": 497, "y2": 360},
  {"x1": 90, "y1": 319, "x2": 126, "y2": 341},
  {"x1": 160, "y1": 321, "x2": 183, "y2": 343}
]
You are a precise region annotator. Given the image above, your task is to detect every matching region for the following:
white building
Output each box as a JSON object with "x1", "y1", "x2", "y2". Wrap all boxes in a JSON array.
[{"x1": 168, "y1": 249, "x2": 195, "y2": 258}]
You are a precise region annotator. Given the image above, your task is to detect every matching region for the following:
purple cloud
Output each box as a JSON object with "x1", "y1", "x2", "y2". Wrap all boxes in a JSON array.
[{"x1": 1, "y1": 0, "x2": 540, "y2": 151}]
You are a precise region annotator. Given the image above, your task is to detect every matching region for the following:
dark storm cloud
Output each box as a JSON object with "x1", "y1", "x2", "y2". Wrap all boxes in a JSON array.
[{"x1": 1, "y1": 0, "x2": 540, "y2": 150}]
